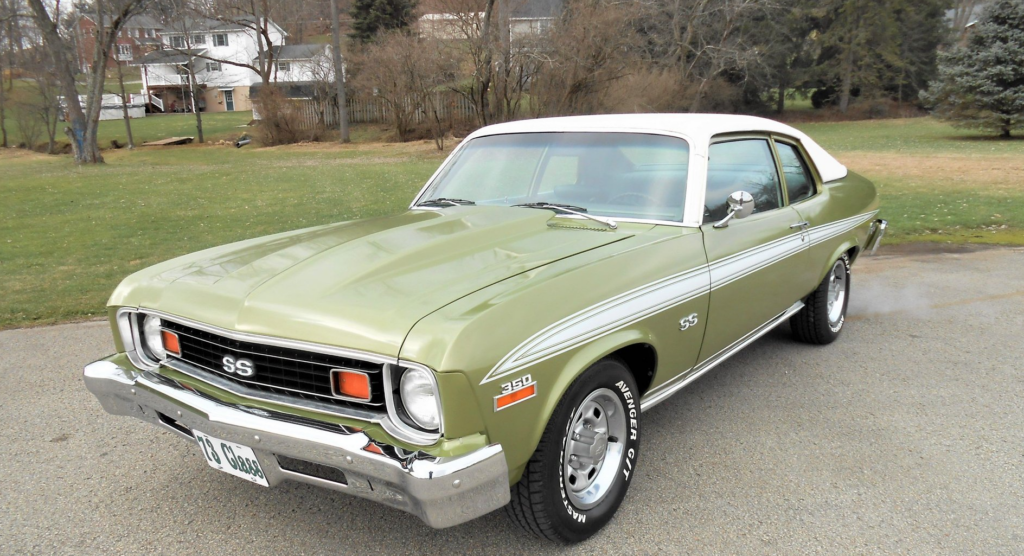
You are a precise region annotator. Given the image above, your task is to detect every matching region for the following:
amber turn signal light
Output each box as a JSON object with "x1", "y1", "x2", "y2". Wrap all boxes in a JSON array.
[
  {"x1": 494, "y1": 383, "x2": 536, "y2": 411},
  {"x1": 161, "y1": 330, "x2": 181, "y2": 357},
  {"x1": 333, "y1": 369, "x2": 371, "y2": 400}
]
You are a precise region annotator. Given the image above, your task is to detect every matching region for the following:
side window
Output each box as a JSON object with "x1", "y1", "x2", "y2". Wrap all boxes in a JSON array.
[
  {"x1": 775, "y1": 142, "x2": 815, "y2": 204},
  {"x1": 705, "y1": 139, "x2": 782, "y2": 222}
]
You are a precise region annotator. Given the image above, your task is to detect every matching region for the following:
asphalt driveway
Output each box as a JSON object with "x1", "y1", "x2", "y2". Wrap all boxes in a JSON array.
[{"x1": 2, "y1": 246, "x2": 1022, "y2": 555}]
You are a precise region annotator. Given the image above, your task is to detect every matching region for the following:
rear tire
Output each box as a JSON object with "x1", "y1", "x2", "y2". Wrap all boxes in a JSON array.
[
  {"x1": 791, "y1": 253, "x2": 851, "y2": 345},
  {"x1": 505, "y1": 358, "x2": 640, "y2": 543}
]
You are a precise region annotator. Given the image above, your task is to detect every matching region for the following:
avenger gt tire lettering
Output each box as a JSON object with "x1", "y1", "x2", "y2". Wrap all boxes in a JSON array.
[{"x1": 505, "y1": 358, "x2": 641, "y2": 543}]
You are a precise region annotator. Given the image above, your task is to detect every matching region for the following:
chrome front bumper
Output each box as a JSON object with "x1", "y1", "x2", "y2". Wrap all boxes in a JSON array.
[{"x1": 83, "y1": 359, "x2": 510, "y2": 529}]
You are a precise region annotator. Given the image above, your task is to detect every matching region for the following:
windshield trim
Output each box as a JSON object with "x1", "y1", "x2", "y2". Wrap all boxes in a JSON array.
[{"x1": 407, "y1": 130, "x2": 701, "y2": 227}]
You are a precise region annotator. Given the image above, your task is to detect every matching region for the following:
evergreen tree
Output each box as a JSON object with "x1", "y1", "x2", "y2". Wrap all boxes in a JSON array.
[
  {"x1": 349, "y1": 0, "x2": 417, "y2": 44},
  {"x1": 922, "y1": 0, "x2": 1024, "y2": 137},
  {"x1": 890, "y1": 0, "x2": 949, "y2": 104}
]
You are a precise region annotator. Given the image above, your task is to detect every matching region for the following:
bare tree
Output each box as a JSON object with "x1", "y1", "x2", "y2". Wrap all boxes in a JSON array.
[
  {"x1": 642, "y1": 0, "x2": 770, "y2": 112},
  {"x1": 306, "y1": 46, "x2": 342, "y2": 131},
  {"x1": 163, "y1": 16, "x2": 211, "y2": 143},
  {"x1": 330, "y1": 0, "x2": 349, "y2": 142},
  {"x1": 193, "y1": 0, "x2": 284, "y2": 88},
  {"x1": 0, "y1": 0, "x2": 16, "y2": 148},
  {"x1": 353, "y1": 31, "x2": 456, "y2": 146},
  {"x1": 114, "y1": 59, "x2": 135, "y2": 148},
  {"x1": 529, "y1": 0, "x2": 640, "y2": 115},
  {"x1": 2, "y1": 0, "x2": 34, "y2": 148},
  {"x1": 23, "y1": 44, "x2": 62, "y2": 152},
  {"x1": 26, "y1": 0, "x2": 151, "y2": 163},
  {"x1": 427, "y1": 0, "x2": 497, "y2": 125}
]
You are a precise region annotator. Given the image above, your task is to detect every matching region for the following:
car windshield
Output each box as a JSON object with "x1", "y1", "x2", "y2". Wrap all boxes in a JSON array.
[{"x1": 420, "y1": 132, "x2": 690, "y2": 222}]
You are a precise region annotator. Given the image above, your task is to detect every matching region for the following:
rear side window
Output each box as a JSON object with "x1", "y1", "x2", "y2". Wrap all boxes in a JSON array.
[
  {"x1": 705, "y1": 139, "x2": 782, "y2": 222},
  {"x1": 775, "y1": 142, "x2": 815, "y2": 204}
]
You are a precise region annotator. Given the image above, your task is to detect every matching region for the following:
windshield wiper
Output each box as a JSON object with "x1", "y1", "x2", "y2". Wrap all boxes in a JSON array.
[
  {"x1": 417, "y1": 197, "x2": 476, "y2": 207},
  {"x1": 511, "y1": 202, "x2": 617, "y2": 229}
]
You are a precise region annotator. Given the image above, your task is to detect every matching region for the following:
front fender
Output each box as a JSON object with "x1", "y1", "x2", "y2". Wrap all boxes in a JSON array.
[
  {"x1": 400, "y1": 226, "x2": 708, "y2": 484},
  {"x1": 485, "y1": 328, "x2": 658, "y2": 482}
]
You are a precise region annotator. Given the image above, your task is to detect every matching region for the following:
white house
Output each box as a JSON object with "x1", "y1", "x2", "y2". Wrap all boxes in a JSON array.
[
  {"x1": 418, "y1": 0, "x2": 560, "y2": 41},
  {"x1": 133, "y1": 17, "x2": 332, "y2": 114}
]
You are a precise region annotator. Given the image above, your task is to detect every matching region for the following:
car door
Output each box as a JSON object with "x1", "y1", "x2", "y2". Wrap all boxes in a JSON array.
[
  {"x1": 697, "y1": 136, "x2": 813, "y2": 363},
  {"x1": 772, "y1": 136, "x2": 841, "y2": 288}
]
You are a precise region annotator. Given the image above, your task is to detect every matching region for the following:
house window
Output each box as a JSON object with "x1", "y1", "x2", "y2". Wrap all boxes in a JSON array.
[
  {"x1": 214, "y1": 34, "x2": 229, "y2": 47},
  {"x1": 147, "y1": 28, "x2": 156, "y2": 38},
  {"x1": 206, "y1": 61, "x2": 222, "y2": 72},
  {"x1": 169, "y1": 36, "x2": 185, "y2": 49},
  {"x1": 192, "y1": 35, "x2": 206, "y2": 44},
  {"x1": 117, "y1": 44, "x2": 133, "y2": 59},
  {"x1": 277, "y1": 62, "x2": 290, "y2": 72}
]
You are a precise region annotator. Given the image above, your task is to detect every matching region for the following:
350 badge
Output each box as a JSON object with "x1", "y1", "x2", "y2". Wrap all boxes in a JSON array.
[{"x1": 494, "y1": 374, "x2": 537, "y2": 411}]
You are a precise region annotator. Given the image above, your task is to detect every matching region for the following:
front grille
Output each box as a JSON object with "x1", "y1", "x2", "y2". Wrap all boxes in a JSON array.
[{"x1": 162, "y1": 320, "x2": 385, "y2": 410}]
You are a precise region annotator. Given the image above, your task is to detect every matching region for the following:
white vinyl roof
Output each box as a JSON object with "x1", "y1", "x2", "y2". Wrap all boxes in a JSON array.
[{"x1": 468, "y1": 114, "x2": 849, "y2": 183}]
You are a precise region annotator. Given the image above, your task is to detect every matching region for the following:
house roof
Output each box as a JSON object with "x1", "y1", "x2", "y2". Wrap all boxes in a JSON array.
[
  {"x1": 131, "y1": 48, "x2": 206, "y2": 66},
  {"x1": 273, "y1": 44, "x2": 328, "y2": 61},
  {"x1": 79, "y1": 11, "x2": 164, "y2": 29},
  {"x1": 468, "y1": 114, "x2": 848, "y2": 182},
  {"x1": 420, "y1": 0, "x2": 561, "y2": 20},
  {"x1": 161, "y1": 16, "x2": 288, "y2": 36},
  {"x1": 507, "y1": 0, "x2": 561, "y2": 19}
]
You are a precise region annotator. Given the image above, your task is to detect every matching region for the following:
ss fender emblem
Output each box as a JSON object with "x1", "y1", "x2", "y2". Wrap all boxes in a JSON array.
[
  {"x1": 679, "y1": 313, "x2": 699, "y2": 331},
  {"x1": 222, "y1": 355, "x2": 256, "y2": 377}
]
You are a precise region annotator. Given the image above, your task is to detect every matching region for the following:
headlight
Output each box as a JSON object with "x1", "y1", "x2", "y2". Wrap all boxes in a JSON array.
[
  {"x1": 399, "y1": 366, "x2": 440, "y2": 431},
  {"x1": 142, "y1": 315, "x2": 166, "y2": 360}
]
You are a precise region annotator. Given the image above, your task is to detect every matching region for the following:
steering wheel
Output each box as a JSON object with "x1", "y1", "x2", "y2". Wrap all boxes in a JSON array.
[{"x1": 607, "y1": 192, "x2": 659, "y2": 206}]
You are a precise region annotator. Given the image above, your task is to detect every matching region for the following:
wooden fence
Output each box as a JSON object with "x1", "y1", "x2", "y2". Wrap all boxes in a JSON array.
[{"x1": 266, "y1": 93, "x2": 478, "y2": 129}]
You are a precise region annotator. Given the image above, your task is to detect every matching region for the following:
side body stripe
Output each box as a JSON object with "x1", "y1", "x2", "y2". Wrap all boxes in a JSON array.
[{"x1": 480, "y1": 211, "x2": 877, "y2": 384}]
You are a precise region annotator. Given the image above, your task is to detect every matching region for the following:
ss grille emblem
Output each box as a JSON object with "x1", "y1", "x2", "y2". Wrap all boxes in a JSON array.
[{"x1": 222, "y1": 355, "x2": 256, "y2": 377}]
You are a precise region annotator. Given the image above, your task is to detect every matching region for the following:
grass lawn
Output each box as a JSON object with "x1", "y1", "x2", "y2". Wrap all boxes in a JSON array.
[
  {"x1": 4, "y1": 79, "x2": 250, "y2": 147},
  {"x1": 799, "y1": 118, "x2": 1024, "y2": 245},
  {"x1": 1, "y1": 114, "x2": 1022, "y2": 329},
  {"x1": 95, "y1": 111, "x2": 255, "y2": 146},
  {"x1": 1, "y1": 137, "x2": 447, "y2": 328}
]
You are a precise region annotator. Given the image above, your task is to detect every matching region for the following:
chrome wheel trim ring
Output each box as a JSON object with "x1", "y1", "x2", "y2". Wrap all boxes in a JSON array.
[
  {"x1": 826, "y1": 260, "x2": 847, "y2": 325},
  {"x1": 563, "y1": 388, "x2": 627, "y2": 510}
]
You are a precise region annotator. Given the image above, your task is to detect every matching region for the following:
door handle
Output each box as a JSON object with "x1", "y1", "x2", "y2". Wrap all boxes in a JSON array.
[{"x1": 790, "y1": 221, "x2": 810, "y2": 229}]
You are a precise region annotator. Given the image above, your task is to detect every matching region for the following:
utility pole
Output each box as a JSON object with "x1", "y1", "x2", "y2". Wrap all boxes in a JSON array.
[
  {"x1": 115, "y1": 60, "x2": 135, "y2": 149},
  {"x1": 330, "y1": 0, "x2": 350, "y2": 143}
]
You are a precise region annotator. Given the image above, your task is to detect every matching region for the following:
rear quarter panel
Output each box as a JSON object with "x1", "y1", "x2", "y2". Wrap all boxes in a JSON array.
[{"x1": 792, "y1": 171, "x2": 880, "y2": 286}]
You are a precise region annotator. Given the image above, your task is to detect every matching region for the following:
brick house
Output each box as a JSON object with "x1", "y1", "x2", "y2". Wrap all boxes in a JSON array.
[{"x1": 72, "y1": 9, "x2": 164, "y2": 72}]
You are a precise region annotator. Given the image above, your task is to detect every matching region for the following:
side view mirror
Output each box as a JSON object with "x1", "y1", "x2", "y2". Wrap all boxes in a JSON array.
[{"x1": 713, "y1": 191, "x2": 755, "y2": 228}]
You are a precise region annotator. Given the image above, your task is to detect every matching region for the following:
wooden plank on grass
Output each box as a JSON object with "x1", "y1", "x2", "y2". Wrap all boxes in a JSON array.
[{"x1": 141, "y1": 137, "x2": 195, "y2": 146}]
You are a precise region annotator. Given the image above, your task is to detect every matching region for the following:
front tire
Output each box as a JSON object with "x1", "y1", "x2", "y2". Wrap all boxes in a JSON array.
[
  {"x1": 505, "y1": 358, "x2": 641, "y2": 543},
  {"x1": 791, "y1": 252, "x2": 851, "y2": 345}
]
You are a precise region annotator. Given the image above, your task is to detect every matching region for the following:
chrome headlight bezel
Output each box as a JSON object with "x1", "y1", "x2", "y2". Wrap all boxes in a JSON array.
[
  {"x1": 383, "y1": 362, "x2": 444, "y2": 443},
  {"x1": 141, "y1": 314, "x2": 167, "y2": 361},
  {"x1": 115, "y1": 308, "x2": 165, "y2": 370},
  {"x1": 399, "y1": 366, "x2": 441, "y2": 430}
]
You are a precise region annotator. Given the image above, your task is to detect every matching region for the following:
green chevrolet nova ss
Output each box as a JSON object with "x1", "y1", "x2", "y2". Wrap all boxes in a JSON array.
[{"x1": 84, "y1": 114, "x2": 886, "y2": 542}]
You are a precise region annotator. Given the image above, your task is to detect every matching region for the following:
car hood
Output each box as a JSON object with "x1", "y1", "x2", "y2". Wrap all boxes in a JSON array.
[{"x1": 110, "y1": 206, "x2": 634, "y2": 357}]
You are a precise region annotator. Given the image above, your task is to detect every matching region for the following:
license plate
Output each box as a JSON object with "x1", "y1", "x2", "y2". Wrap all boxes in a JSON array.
[{"x1": 193, "y1": 430, "x2": 269, "y2": 487}]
